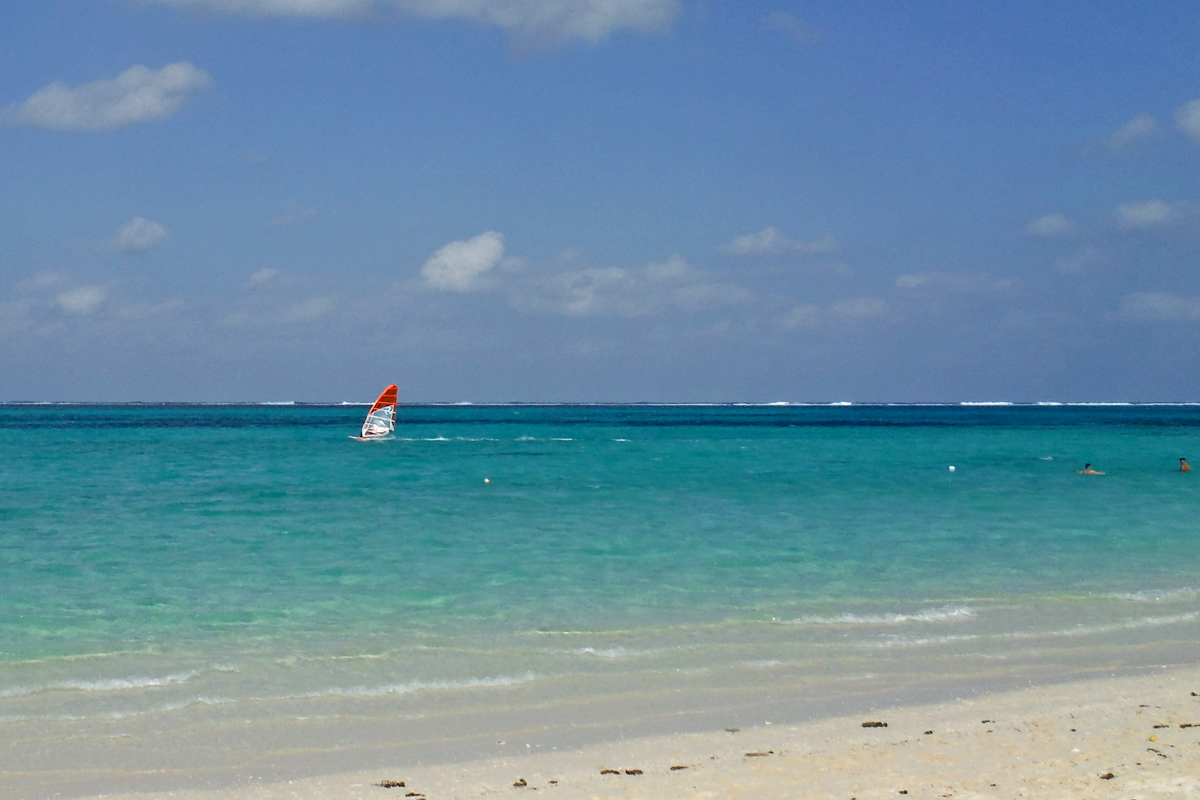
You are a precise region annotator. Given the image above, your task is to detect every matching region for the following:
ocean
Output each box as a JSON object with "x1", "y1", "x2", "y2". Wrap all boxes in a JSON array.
[{"x1": 2, "y1": 403, "x2": 1199, "y2": 796}]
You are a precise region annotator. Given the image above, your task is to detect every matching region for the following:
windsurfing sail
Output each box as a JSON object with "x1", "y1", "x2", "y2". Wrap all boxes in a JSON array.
[{"x1": 359, "y1": 384, "x2": 398, "y2": 438}]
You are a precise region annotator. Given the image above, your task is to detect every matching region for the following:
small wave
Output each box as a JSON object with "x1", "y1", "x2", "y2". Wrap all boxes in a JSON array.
[
  {"x1": 613, "y1": 438, "x2": 630, "y2": 442},
  {"x1": 305, "y1": 672, "x2": 538, "y2": 699},
  {"x1": 959, "y1": 401, "x2": 1013, "y2": 406},
  {"x1": 1105, "y1": 588, "x2": 1197, "y2": 602},
  {"x1": 101, "y1": 695, "x2": 237, "y2": 720},
  {"x1": 781, "y1": 606, "x2": 977, "y2": 626},
  {"x1": 0, "y1": 670, "x2": 198, "y2": 699},
  {"x1": 1009, "y1": 612, "x2": 1200, "y2": 639},
  {"x1": 424, "y1": 436, "x2": 451, "y2": 442},
  {"x1": 563, "y1": 646, "x2": 663, "y2": 659},
  {"x1": 259, "y1": 401, "x2": 295, "y2": 406},
  {"x1": 550, "y1": 437, "x2": 573, "y2": 441},
  {"x1": 863, "y1": 634, "x2": 982, "y2": 648},
  {"x1": 517, "y1": 436, "x2": 537, "y2": 441}
]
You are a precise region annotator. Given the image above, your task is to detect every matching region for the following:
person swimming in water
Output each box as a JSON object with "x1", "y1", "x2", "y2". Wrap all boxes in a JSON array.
[
  {"x1": 1077, "y1": 463, "x2": 1105, "y2": 475},
  {"x1": 1181, "y1": 457, "x2": 1191, "y2": 473}
]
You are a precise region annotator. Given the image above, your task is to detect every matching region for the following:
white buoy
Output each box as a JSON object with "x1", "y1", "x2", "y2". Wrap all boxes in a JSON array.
[
  {"x1": 948, "y1": 466, "x2": 956, "y2": 472},
  {"x1": 484, "y1": 478, "x2": 490, "y2": 483}
]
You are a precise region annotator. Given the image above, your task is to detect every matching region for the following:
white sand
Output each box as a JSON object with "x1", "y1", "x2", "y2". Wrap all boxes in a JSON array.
[{"x1": 64, "y1": 665, "x2": 1200, "y2": 800}]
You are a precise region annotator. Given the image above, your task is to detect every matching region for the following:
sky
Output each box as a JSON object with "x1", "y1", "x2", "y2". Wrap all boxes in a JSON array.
[{"x1": 2, "y1": 1, "x2": 1200, "y2": 402}]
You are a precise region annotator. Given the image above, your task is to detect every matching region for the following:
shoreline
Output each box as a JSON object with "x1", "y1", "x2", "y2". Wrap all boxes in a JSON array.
[{"x1": 15, "y1": 663, "x2": 1200, "y2": 800}]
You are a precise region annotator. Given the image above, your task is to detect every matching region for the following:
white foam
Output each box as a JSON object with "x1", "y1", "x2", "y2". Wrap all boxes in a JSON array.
[
  {"x1": 101, "y1": 695, "x2": 237, "y2": 719},
  {"x1": 1025, "y1": 612, "x2": 1200, "y2": 638},
  {"x1": 564, "y1": 646, "x2": 663, "y2": 659},
  {"x1": 782, "y1": 606, "x2": 977, "y2": 626},
  {"x1": 1105, "y1": 588, "x2": 1198, "y2": 602},
  {"x1": 864, "y1": 633, "x2": 983, "y2": 648},
  {"x1": 0, "y1": 670, "x2": 198, "y2": 699},
  {"x1": 54, "y1": 671, "x2": 199, "y2": 693},
  {"x1": 306, "y1": 672, "x2": 538, "y2": 699}
]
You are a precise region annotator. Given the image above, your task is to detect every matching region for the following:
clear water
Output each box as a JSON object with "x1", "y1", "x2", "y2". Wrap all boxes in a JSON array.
[{"x1": 2, "y1": 404, "x2": 1199, "y2": 795}]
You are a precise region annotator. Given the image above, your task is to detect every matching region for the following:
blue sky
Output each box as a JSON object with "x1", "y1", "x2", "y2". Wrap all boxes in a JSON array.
[{"x1": 3, "y1": 1, "x2": 1200, "y2": 401}]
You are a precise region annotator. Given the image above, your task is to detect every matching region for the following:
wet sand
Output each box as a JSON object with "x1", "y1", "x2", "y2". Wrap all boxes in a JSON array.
[{"x1": 53, "y1": 664, "x2": 1200, "y2": 800}]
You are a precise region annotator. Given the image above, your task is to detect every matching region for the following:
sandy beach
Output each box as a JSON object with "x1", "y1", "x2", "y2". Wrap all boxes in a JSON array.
[{"x1": 36, "y1": 664, "x2": 1194, "y2": 800}]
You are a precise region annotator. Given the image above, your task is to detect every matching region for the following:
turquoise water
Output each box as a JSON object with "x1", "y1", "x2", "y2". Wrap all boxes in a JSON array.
[{"x1": 2, "y1": 404, "x2": 1200, "y2": 794}]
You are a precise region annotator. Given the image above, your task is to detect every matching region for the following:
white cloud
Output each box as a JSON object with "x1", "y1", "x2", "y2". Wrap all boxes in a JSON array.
[
  {"x1": 1, "y1": 63, "x2": 212, "y2": 131},
  {"x1": 895, "y1": 271, "x2": 1016, "y2": 293},
  {"x1": 16, "y1": 272, "x2": 67, "y2": 292},
  {"x1": 1109, "y1": 112, "x2": 1157, "y2": 149},
  {"x1": 270, "y1": 202, "x2": 317, "y2": 227},
  {"x1": 281, "y1": 296, "x2": 334, "y2": 323},
  {"x1": 146, "y1": 0, "x2": 681, "y2": 49},
  {"x1": 830, "y1": 296, "x2": 888, "y2": 319},
  {"x1": 422, "y1": 231, "x2": 505, "y2": 291},
  {"x1": 1174, "y1": 99, "x2": 1200, "y2": 146},
  {"x1": 56, "y1": 286, "x2": 107, "y2": 315},
  {"x1": 113, "y1": 217, "x2": 170, "y2": 253},
  {"x1": 518, "y1": 253, "x2": 748, "y2": 316},
  {"x1": 764, "y1": 11, "x2": 821, "y2": 45},
  {"x1": 1025, "y1": 212, "x2": 1076, "y2": 238},
  {"x1": 718, "y1": 227, "x2": 838, "y2": 257},
  {"x1": 1120, "y1": 291, "x2": 1200, "y2": 322},
  {"x1": 247, "y1": 268, "x2": 279, "y2": 287},
  {"x1": 1115, "y1": 199, "x2": 1183, "y2": 230},
  {"x1": 783, "y1": 297, "x2": 889, "y2": 330}
]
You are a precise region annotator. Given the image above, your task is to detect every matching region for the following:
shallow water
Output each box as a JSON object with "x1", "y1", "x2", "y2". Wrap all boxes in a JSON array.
[{"x1": 2, "y1": 404, "x2": 1199, "y2": 795}]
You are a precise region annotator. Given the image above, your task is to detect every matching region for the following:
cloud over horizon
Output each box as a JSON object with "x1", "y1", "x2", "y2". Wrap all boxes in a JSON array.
[
  {"x1": 113, "y1": 217, "x2": 170, "y2": 253},
  {"x1": 1120, "y1": 291, "x2": 1200, "y2": 322},
  {"x1": 764, "y1": 11, "x2": 822, "y2": 46},
  {"x1": 1115, "y1": 199, "x2": 1188, "y2": 230},
  {"x1": 718, "y1": 228, "x2": 838, "y2": 258},
  {"x1": 514, "y1": 253, "x2": 749, "y2": 317},
  {"x1": 1175, "y1": 99, "x2": 1200, "y2": 145},
  {"x1": 1, "y1": 63, "x2": 212, "y2": 131},
  {"x1": 1109, "y1": 112, "x2": 1157, "y2": 149},
  {"x1": 1025, "y1": 212, "x2": 1076, "y2": 237},
  {"x1": 56, "y1": 286, "x2": 107, "y2": 315},
  {"x1": 146, "y1": 0, "x2": 681, "y2": 49},
  {"x1": 422, "y1": 231, "x2": 506, "y2": 291}
]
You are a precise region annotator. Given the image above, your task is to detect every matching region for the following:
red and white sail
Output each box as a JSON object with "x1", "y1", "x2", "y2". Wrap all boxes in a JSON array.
[{"x1": 360, "y1": 384, "x2": 398, "y2": 438}]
